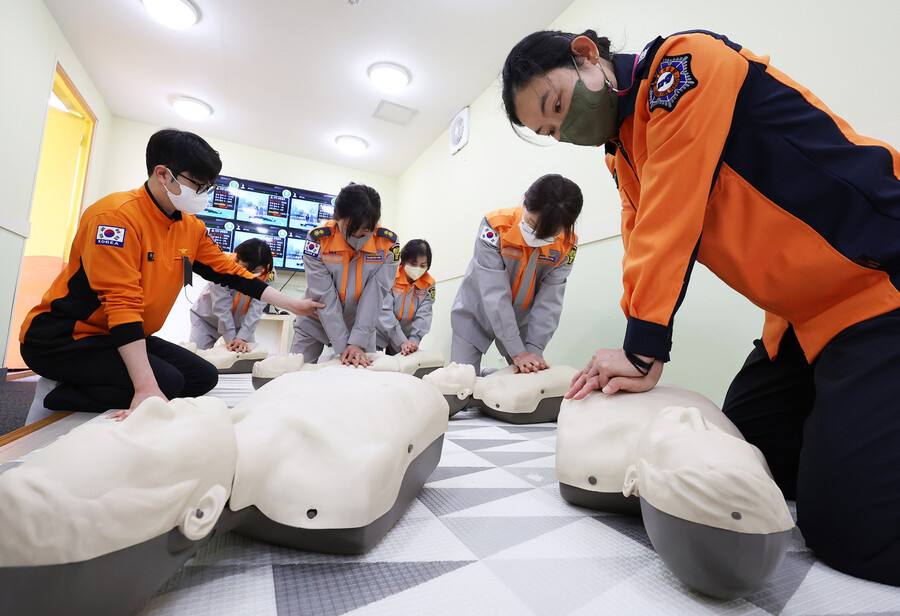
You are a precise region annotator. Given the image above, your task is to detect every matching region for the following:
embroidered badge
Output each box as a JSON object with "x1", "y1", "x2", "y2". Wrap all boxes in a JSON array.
[
  {"x1": 377, "y1": 228, "x2": 397, "y2": 242},
  {"x1": 479, "y1": 225, "x2": 499, "y2": 248},
  {"x1": 363, "y1": 251, "x2": 384, "y2": 263},
  {"x1": 566, "y1": 246, "x2": 577, "y2": 266},
  {"x1": 648, "y1": 54, "x2": 697, "y2": 112},
  {"x1": 428, "y1": 287, "x2": 436, "y2": 301},
  {"x1": 303, "y1": 241, "x2": 321, "y2": 259},
  {"x1": 310, "y1": 227, "x2": 330, "y2": 239},
  {"x1": 95, "y1": 225, "x2": 126, "y2": 247},
  {"x1": 390, "y1": 242, "x2": 401, "y2": 262},
  {"x1": 413, "y1": 289, "x2": 428, "y2": 298},
  {"x1": 538, "y1": 249, "x2": 560, "y2": 265}
]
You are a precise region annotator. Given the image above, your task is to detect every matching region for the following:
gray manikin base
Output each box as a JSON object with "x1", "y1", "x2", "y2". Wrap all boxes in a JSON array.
[
  {"x1": 640, "y1": 497, "x2": 792, "y2": 599},
  {"x1": 0, "y1": 434, "x2": 444, "y2": 614},
  {"x1": 218, "y1": 357, "x2": 263, "y2": 374},
  {"x1": 223, "y1": 435, "x2": 444, "y2": 554},
  {"x1": 473, "y1": 395, "x2": 564, "y2": 424},
  {"x1": 558, "y1": 482, "x2": 642, "y2": 516}
]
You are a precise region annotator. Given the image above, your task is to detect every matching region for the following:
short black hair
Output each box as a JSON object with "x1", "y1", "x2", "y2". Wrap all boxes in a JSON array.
[
  {"x1": 501, "y1": 29, "x2": 613, "y2": 128},
  {"x1": 234, "y1": 238, "x2": 273, "y2": 276},
  {"x1": 333, "y1": 182, "x2": 381, "y2": 238},
  {"x1": 145, "y1": 129, "x2": 222, "y2": 183},
  {"x1": 400, "y1": 239, "x2": 432, "y2": 269},
  {"x1": 523, "y1": 174, "x2": 583, "y2": 242}
]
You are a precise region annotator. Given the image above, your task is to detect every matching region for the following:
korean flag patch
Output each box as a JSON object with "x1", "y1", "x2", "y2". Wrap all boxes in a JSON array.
[
  {"x1": 95, "y1": 225, "x2": 126, "y2": 247},
  {"x1": 479, "y1": 224, "x2": 499, "y2": 248},
  {"x1": 648, "y1": 54, "x2": 697, "y2": 112},
  {"x1": 303, "y1": 240, "x2": 321, "y2": 260}
]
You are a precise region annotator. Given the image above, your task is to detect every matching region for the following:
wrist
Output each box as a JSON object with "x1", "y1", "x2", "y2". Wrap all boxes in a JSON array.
[{"x1": 625, "y1": 352, "x2": 655, "y2": 376}]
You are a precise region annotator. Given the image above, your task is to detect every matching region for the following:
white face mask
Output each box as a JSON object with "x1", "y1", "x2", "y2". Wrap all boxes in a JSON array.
[
  {"x1": 404, "y1": 264, "x2": 427, "y2": 281},
  {"x1": 519, "y1": 219, "x2": 556, "y2": 248},
  {"x1": 164, "y1": 170, "x2": 210, "y2": 215}
]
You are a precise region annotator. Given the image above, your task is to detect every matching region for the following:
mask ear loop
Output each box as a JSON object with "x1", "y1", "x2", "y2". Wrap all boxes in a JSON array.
[{"x1": 574, "y1": 53, "x2": 640, "y2": 96}]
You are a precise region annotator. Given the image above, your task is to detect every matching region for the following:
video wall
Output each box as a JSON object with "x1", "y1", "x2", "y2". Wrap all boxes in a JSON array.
[{"x1": 198, "y1": 175, "x2": 336, "y2": 272}]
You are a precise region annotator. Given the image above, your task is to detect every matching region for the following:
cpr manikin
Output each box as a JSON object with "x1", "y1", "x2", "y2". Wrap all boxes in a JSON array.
[
  {"x1": 194, "y1": 341, "x2": 268, "y2": 373},
  {"x1": 624, "y1": 406, "x2": 794, "y2": 599},
  {"x1": 225, "y1": 367, "x2": 448, "y2": 552},
  {"x1": 424, "y1": 362, "x2": 577, "y2": 422},
  {"x1": 0, "y1": 397, "x2": 237, "y2": 616},
  {"x1": 555, "y1": 384, "x2": 793, "y2": 598}
]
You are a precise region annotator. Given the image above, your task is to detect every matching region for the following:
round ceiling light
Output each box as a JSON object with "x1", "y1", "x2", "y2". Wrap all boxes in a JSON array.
[
  {"x1": 335, "y1": 135, "x2": 369, "y2": 156},
  {"x1": 172, "y1": 96, "x2": 213, "y2": 121},
  {"x1": 367, "y1": 62, "x2": 411, "y2": 93},
  {"x1": 141, "y1": 0, "x2": 200, "y2": 29}
]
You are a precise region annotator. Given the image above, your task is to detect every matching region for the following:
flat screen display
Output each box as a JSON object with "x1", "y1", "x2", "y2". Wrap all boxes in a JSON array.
[{"x1": 197, "y1": 175, "x2": 336, "y2": 272}]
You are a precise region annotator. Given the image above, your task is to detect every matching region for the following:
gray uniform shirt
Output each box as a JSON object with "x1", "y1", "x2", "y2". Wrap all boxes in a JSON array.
[
  {"x1": 294, "y1": 225, "x2": 399, "y2": 354},
  {"x1": 190, "y1": 281, "x2": 265, "y2": 342},
  {"x1": 376, "y1": 275, "x2": 436, "y2": 351},
  {"x1": 450, "y1": 214, "x2": 576, "y2": 358}
]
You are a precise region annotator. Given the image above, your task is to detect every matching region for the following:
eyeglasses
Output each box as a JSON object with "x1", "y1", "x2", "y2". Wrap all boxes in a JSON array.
[{"x1": 169, "y1": 169, "x2": 216, "y2": 195}]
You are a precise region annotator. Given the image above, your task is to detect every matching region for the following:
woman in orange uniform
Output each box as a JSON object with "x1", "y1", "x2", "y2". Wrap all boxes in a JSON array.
[
  {"x1": 501, "y1": 28, "x2": 900, "y2": 585},
  {"x1": 376, "y1": 239, "x2": 436, "y2": 356}
]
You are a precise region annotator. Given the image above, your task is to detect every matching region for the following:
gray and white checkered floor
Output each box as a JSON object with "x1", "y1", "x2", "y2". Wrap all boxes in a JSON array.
[{"x1": 135, "y1": 375, "x2": 900, "y2": 615}]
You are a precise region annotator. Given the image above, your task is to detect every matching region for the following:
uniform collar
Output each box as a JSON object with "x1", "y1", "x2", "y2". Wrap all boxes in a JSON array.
[
  {"x1": 614, "y1": 37, "x2": 664, "y2": 130},
  {"x1": 143, "y1": 182, "x2": 182, "y2": 222}
]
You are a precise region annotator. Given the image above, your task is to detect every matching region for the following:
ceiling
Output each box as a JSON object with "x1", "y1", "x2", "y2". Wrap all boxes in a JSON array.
[{"x1": 43, "y1": 0, "x2": 575, "y2": 177}]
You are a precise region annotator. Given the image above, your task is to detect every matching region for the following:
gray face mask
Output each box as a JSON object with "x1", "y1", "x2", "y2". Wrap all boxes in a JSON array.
[
  {"x1": 346, "y1": 232, "x2": 373, "y2": 250},
  {"x1": 558, "y1": 58, "x2": 619, "y2": 146}
]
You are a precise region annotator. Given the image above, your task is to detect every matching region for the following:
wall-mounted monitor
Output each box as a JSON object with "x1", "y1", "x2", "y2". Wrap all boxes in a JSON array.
[{"x1": 197, "y1": 175, "x2": 336, "y2": 272}]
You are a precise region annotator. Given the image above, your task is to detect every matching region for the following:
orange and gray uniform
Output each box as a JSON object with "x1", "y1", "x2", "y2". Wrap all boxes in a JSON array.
[
  {"x1": 292, "y1": 220, "x2": 400, "y2": 357},
  {"x1": 376, "y1": 269, "x2": 436, "y2": 352},
  {"x1": 450, "y1": 207, "x2": 577, "y2": 359},
  {"x1": 189, "y1": 254, "x2": 268, "y2": 348},
  {"x1": 608, "y1": 30, "x2": 900, "y2": 585},
  {"x1": 608, "y1": 30, "x2": 900, "y2": 362},
  {"x1": 20, "y1": 185, "x2": 266, "y2": 349}
]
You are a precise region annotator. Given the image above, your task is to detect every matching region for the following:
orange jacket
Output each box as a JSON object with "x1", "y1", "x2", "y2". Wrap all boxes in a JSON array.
[
  {"x1": 608, "y1": 31, "x2": 900, "y2": 361},
  {"x1": 21, "y1": 184, "x2": 265, "y2": 348}
]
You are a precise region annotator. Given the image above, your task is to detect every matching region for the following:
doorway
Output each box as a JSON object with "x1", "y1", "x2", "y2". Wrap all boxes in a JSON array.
[{"x1": 5, "y1": 64, "x2": 96, "y2": 368}]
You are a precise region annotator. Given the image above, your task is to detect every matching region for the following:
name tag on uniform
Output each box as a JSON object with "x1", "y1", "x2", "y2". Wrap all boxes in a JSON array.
[
  {"x1": 323, "y1": 252, "x2": 343, "y2": 263},
  {"x1": 413, "y1": 289, "x2": 428, "y2": 298},
  {"x1": 538, "y1": 249, "x2": 560, "y2": 265},
  {"x1": 363, "y1": 251, "x2": 384, "y2": 263},
  {"x1": 501, "y1": 245, "x2": 524, "y2": 259}
]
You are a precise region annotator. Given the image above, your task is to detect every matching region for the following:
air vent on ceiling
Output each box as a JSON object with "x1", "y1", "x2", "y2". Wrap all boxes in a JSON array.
[{"x1": 373, "y1": 100, "x2": 417, "y2": 126}]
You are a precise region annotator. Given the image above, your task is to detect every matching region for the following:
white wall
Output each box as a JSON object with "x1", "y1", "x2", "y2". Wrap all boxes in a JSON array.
[
  {"x1": 0, "y1": 0, "x2": 113, "y2": 368},
  {"x1": 394, "y1": 0, "x2": 900, "y2": 405}
]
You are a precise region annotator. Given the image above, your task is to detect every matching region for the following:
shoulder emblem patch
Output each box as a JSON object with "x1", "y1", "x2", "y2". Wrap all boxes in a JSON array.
[
  {"x1": 390, "y1": 242, "x2": 401, "y2": 262},
  {"x1": 96, "y1": 225, "x2": 126, "y2": 247},
  {"x1": 303, "y1": 240, "x2": 321, "y2": 260},
  {"x1": 648, "y1": 54, "x2": 697, "y2": 112},
  {"x1": 479, "y1": 224, "x2": 499, "y2": 248},
  {"x1": 309, "y1": 226, "x2": 331, "y2": 239},
  {"x1": 377, "y1": 227, "x2": 397, "y2": 242},
  {"x1": 565, "y1": 246, "x2": 577, "y2": 266},
  {"x1": 428, "y1": 287, "x2": 436, "y2": 301}
]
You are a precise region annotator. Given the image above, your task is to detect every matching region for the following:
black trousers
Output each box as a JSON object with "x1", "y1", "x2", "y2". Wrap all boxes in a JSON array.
[
  {"x1": 723, "y1": 309, "x2": 900, "y2": 586},
  {"x1": 20, "y1": 335, "x2": 218, "y2": 412}
]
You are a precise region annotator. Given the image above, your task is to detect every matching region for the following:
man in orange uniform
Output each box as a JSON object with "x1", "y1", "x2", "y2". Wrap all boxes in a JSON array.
[
  {"x1": 502, "y1": 29, "x2": 900, "y2": 584},
  {"x1": 20, "y1": 129, "x2": 322, "y2": 417}
]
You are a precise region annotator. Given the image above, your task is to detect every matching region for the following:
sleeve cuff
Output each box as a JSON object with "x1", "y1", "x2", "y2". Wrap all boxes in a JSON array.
[
  {"x1": 524, "y1": 342, "x2": 544, "y2": 356},
  {"x1": 623, "y1": 317, "x2": 672, "y2": 362},
  {"x1": 111, "y1": 322, "x2": 145, "y2": 347}
]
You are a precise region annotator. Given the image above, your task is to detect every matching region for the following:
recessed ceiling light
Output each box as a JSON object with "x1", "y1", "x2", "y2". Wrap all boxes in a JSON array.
[
  {"x1": 367, "y1": 62, "x2": 411, "y2": 93},
  {"x1": 141, "y1": 0, "x2": 200, "y2": 30},
  {"x1": 172, "y1": 96, "x2": 213, "y2": 120},
  {"x1": 335, "y1": 135, "x2": 368, "y2": 156}
]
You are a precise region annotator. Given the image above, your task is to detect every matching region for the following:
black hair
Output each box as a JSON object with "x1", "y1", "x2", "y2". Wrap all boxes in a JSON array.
[
  {"x1": 234, "y1": 238, "x2": 273, "y2": 277},
  {"x1": 400, "y1": 239, "x2": 432, "y2": 269},
  {"x1": 523, "y1": 174, "x2": 583, "y2": 243},
  {"x1": 333, "y1": 182, "x2": 381, "y2": 238},
  {"x1": 145, "y1": 129, "x2": 222, "y2": 184},
  {"x1": 501, "y1": 29, "x2": 613, "y2": 128}
]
